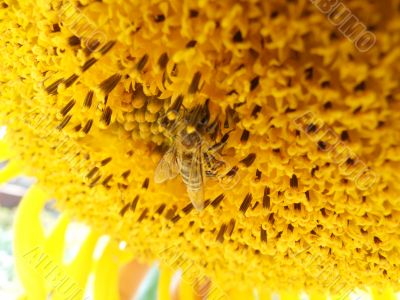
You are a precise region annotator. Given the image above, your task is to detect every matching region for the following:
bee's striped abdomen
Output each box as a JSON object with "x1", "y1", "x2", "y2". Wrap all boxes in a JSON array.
[{"x1": 180, "y1": 153, "x2": 202, "y2": 190}]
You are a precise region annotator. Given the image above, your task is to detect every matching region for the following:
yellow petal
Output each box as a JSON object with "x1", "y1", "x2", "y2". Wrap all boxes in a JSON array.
[
  {"x1": 93, "y1": 241, "x2": 120, "y2": 300},
  {"x1": 255, "y1": 289, "x2": 273, "y2": 300},
  {"x1": 0, "y1": 159, "x2": 23, "y2": 184},
  {"x1": 280, "y1": 291, "x2": 300, "y2": 300},
  {"x1": 52, "y1": 230, "x2": 99, "y2": 300},
  {"x1": 13, "y1": 185, "x2": 48, "y2": 299},
  {"x1": 44, "y1": 213, "x2": 70, "y2": 266},
  {"x1": 178, "y1": 275, "x2": 195, "y2": 300},
  {"x1": 371, "y1": 287, "x2": 397, "y2": 300},
  {"x1": 0, "y1": 139, "x2": 11, "y2": 160},
  {"x1": 157, "y1": 266, "x2": 174, "y2": 300},
  {"x1": 229, "y1": 288, "x2": 254, "y2": 300},
  {"x1": 331, "y1": 293, "x2": 351, "y2": 300},
  {"x1": 309, "y1": 292, "x2": 327, "y2": 300}
]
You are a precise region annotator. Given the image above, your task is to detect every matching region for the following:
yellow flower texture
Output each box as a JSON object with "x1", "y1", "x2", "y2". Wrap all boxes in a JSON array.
[{"x1": 1, "y1": 0, "x2": 400, "y2": 299}]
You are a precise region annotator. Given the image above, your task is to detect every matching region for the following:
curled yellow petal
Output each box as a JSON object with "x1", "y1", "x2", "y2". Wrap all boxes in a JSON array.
[
  {"x1": 52, "y1": 230, "x2": 99, "y2": 300},
  {"x1": 280, "y1": 291, "x2": 299, "y2": 300},
  {"x1": 0, "y1": 139, "x2": 11, "y2": 160},
  {"x1": 44, "y1": 213, "x2": 70, "y2": 265},
  {"x1": 229, "y1": 288, "x2": 254, "y2": 300},
  {"x1": 157, "y1": 266, "x2": 174, "y2": 300},
  {"x1": 372, "y1": 287, "x2": 397, "y2": 300},
  {"x1": 13, "y1": 184, "x2": 48, "y2": 299},
  {"x1": 309, "y1": 292, "x2": 328, "y2": 300},
  {"x1": 93, "y1": 241, "x2": 120, "y2": 300},
  {"x1": 254, "y1": 289, "x2": 273, "y2": 300},
  {"x1": 178, "y1": 274, "x2": 195, "y2": 300},
  {"x1": 0, "y1": 159, "x2": 23, "y2": 184}
]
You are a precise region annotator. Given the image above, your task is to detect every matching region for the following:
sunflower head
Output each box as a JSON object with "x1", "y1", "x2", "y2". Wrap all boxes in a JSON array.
[{"x1": 1, "y1": 0, "x2": 400, "y2": 298}]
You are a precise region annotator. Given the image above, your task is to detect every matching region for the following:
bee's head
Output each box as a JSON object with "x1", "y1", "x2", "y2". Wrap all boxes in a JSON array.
[{"x1": 179, "y1": 127, "x2": 202, "y2": 149}]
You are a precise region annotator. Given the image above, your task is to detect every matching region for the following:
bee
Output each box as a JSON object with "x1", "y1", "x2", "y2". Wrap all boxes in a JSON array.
[{"x1": 154, "y1": 99, "x2": 228, "y2": 211}]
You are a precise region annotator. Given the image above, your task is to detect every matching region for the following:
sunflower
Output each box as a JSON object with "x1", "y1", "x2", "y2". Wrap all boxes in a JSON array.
[{"x1": 1, "y1": 0, "x2": 400, "y2": 299}]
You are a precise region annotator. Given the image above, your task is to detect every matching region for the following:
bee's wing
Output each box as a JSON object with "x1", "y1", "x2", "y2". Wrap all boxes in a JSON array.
[
  {"x1": 188, "y1": 146, "x2": 205, "y2": 211},
  {"x1": 154, "y1": 145, "x2": 180, "y2": 184},
  {"x1": 187, "y1": 187, "x2": 204, "y2": 211}
]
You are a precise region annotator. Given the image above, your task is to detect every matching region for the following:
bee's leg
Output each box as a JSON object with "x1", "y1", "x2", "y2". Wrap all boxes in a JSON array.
[
  {"x1": 203, "y1": 152, "x2": 213, "y2": 170},
  {"x1": 203, "y1": 152, "x2": 226, "y2": 178},
  {"x1": 205, "y1": 170, "x2": 218, "y2": 177},
  {"x1": 206, "y1": 118, "x2": 221, "y2": 141},
  {"x1": 203, "y1": 152, "x2": 215, "y2": 178},
  {"x1": 207, "y1": 129, "x2": 232, "y2": 154}
]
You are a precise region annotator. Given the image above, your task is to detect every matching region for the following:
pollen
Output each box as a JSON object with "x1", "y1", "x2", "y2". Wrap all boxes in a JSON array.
[
  {"x1": 186, "y1": 125, "x2": 196, "y2": 134},
  {"x1": 1, "y1": 0, "x2": 400, "y2": 298}
]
